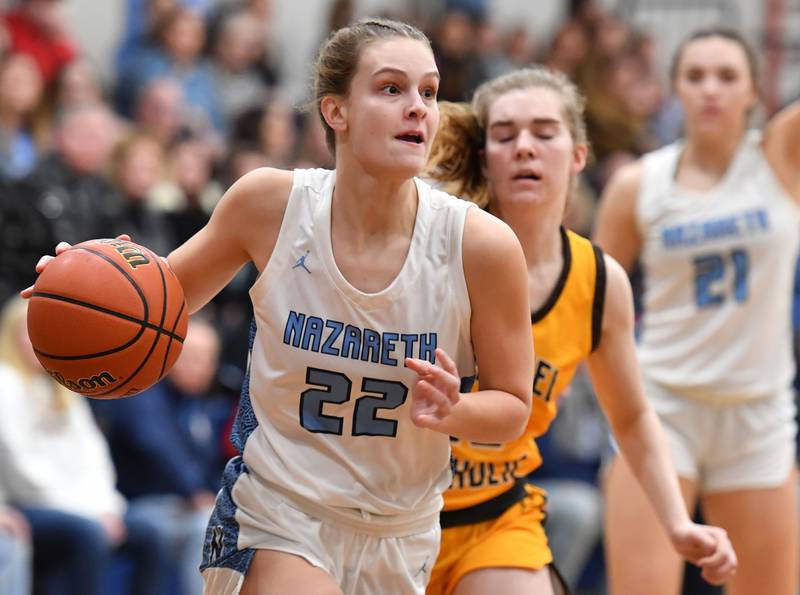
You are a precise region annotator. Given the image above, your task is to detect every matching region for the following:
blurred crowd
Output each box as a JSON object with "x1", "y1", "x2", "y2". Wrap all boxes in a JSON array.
[{"x1": 0, "y1": 0, "x2": 779, "y2": 594}]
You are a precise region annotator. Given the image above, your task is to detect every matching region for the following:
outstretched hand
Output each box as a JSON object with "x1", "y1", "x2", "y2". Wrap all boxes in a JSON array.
[
  {"x1": 671, "y1": 522, "x2": 737, "y2": 586},
  {"x1": 405, "y1": 347, "x2": 461, "y2": 431},
  {"x1": 20, "y1": 234, "x2": 132, "y2": 299}
]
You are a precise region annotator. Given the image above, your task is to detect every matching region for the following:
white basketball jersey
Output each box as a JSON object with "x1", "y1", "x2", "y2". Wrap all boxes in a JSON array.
[
  {"x1": 237, "y1": 168, "x2": 475, "y2": 531},
  {"x1": 636, "y1": 131, "x2": 800, "y2": 401}
]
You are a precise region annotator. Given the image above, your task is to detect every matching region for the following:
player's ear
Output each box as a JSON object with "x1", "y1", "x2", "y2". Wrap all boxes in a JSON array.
[{"x1": 320, "y1": 95, "x2": 347, "y2": 137}]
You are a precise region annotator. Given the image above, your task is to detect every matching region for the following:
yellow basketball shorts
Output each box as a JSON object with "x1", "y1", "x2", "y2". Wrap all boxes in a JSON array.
[{"x1": 427, "y1": 484, "x2": 551, "y2": 595}]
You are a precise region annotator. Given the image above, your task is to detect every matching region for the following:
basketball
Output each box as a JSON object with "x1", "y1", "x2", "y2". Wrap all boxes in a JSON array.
[{"x1": 26, "y1": 238, "x2": 189, "y2": 399}]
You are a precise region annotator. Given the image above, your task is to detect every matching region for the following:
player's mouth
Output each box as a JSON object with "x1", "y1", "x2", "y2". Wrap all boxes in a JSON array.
[
  {"x1": 395, "y1": 131, "x2": 425, "y2": 145},
  {"x1": 512, "y1": 170, "x2": 543, "y2": 182}
]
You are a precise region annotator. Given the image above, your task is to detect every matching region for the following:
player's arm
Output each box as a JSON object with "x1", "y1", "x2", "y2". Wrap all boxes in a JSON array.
[
  {"x1": 167, "y1": 167, "x2": 292, "y2": 313},
  {"x1": 592, "y1": 160, "x2": 644, "y2": 273},
  {"x1": 763, "y1": 99, "x2": 800, "y2": 200},
  {"x1": 407, "y1": 208, "x2": 532, "y2": 442},
  {"x1": 586, "y1": 255, "x2": 737, "y2": 585}
]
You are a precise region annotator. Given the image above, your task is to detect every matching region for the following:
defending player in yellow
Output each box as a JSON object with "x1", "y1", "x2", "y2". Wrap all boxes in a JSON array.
[{"x1": 425, "y1": 67, "x2": 737, "y2": 595}]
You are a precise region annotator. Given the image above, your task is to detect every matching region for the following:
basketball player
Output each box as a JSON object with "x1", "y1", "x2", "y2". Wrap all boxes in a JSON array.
[
  {"x1": 424, "y1": 66, "x2": 736, "y2": 595},
  {"x1": 594, "y1": 28, "x2": 800, "y2": 595},
  {"x1": 23, "y1": 18, "x2": 534, "y2": 595}
]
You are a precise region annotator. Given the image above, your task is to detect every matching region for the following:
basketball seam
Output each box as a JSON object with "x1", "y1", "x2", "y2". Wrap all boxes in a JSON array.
[
  {"x1": 30, "y1": 292, "x2": 185, "y2": 354},
  {"x1": 150, "y1": 248, "x2": 181, "y2": 381},
  {"x1": 160, "y1": 299, "x2": 186, "y2": 381},
  {"x1": 94, "y1": 245, "x2": 174, "y2": 398}
]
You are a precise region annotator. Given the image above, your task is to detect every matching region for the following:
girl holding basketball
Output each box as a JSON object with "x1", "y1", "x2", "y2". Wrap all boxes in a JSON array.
[
  {"x1": 24, "y1": 18, "x2": 534, "y2": 595},
  {"x1": 594, "y1": 28, "x2": 800, "y2": 595},
  {"x1": 423, "y1": 66, "x2": 736, "y2": 595}
]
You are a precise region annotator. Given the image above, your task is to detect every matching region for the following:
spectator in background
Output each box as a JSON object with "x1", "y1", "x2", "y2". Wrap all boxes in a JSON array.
[
  {"x1": 117, "y1": 0, "x2": 214, "y2": 72},
  {"x1": 471, "y1": 19, "x2": 512, "y2": 82},
  {"x1": 209, "y1": 8, "x2": 270, "y2": 132},
  {"x1": 231, "y1": 95, "x2": 297, "y2": 168},
  {"x1": 0, "y1": 177, "x2": 52, "y2": 304},
  {"x1": 0, "y1": 51, "x2": 46, "y2": 181},
  {"x1": 503, "y1": 26, "x2": 537, "y2": 70},
  {"x1": 293, "y1": 111, "x2": 333, "y2": 170},
  {"x1": 431, "y1": 9, "x2": 483, "y2": 101},
  {"x1": 0, "y1": 296, "x2": 169, "y2": 595},
  {"x1": 91, "y1": 317, "x2": 231, "y2": 595},
  {"x1": 221, "y1": 141, "x2": 269, "y2": 186},
  {"x1": 52, "y1": 58, "x2": 105, "y2": 112},
  {"x1": 0, "y1": 502, "x2": 31, "y2": 595},
  {"x1": 109, "y1": 132, "x2": 176, "y2": 255},
  {"x1": 133, "y1": 76, "x2": 187, "y2": 148},
  {"x1": 151, "y1": 136, "x2": 223, "y2": 246},
  {"x1": 1, "y1": 0, "x2": 76, "y2": 85},
  {"x1": 17, "y1": 102, "x2": 123, "y2": 248},
  {"x1": 544, "y1": 21, "x2": 591, "y2": 82},
  {"x1": 116, "y1": 5, "x2": 223, "y2": 133},
  {"x1": 206, "y1": 0, "x2": 279, "y2": 88}
]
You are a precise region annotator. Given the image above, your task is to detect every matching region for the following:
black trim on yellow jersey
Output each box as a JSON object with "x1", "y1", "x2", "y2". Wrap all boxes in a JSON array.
[
  {"x1": 440, "y1": 479, "x2": 528, "y2": 528},
  {"x1": 532, "y1": 227, "x2": 571, "y2": 324},
  {"x1": 591, "y1": 245, "x2": 606, "y2": 352}
]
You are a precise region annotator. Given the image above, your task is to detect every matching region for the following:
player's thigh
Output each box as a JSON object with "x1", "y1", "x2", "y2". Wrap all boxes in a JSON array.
[
  {"x1": 603, "y1": 455, "x2": 698, "y2": 595},
  {"x1": 702, "y1": 469, "x2": 798, "y2": 595},
  {"x1": 452, "y1": 566, "x2": 553, "y2": 595},
  {"x1": 241, "y1": 549, "x2": 343, "y2": 595}
]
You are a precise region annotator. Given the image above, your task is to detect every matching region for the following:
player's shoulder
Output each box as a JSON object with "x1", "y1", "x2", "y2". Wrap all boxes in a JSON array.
[
  {"x1": 607, "y1": 159, "x2": 645, "y2": 197},
  {"x1": 228, "y1": 166, "x2": 295, "y2": 204},
  {"x1": 212, "y1": 167, "x2": 294, "y2": 223},
  {"x1": 417, "y1": 176, "x2": 474, "y2": 212},
  {"x1": 462, "y1": 208, "x2": 524, "y2": 276}
]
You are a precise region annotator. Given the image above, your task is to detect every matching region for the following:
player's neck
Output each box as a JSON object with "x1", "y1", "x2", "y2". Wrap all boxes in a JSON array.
[
  {"x1": 331, "y1": 162, "x2": 418, "y2": 246},
  {"x1": 681, "y1": 129, "x2": 745, "y2": 179},
  {"x1": 489, "y1": 201, "x2": 562, "y2": 267}
]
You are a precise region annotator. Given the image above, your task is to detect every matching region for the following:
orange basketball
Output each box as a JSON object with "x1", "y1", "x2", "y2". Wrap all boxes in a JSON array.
[{"x1": 26, "y1": 238, "x2": 189, "y2": 399}]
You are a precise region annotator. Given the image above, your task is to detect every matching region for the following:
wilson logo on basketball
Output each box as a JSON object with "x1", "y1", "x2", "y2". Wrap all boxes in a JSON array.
[
  {"x1": 99, "y1": 239, "x2": 150, "y2": 270},
  {"x1": 46, "y1": 369, "x2": 119, "y2": 392}
]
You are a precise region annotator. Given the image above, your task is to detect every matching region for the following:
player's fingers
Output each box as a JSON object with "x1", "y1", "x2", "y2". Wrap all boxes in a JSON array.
[
  {"x1": 696, "y1": 543, "x2": 737, "y2": 585},
  {"x1": 696, "y1": 542, "x2": 736, "y2": 570},
  {"x1": 413, "y1": 379, "x2": 452, "y2": 417},
  {"x1": 424, "y1": 364, "x2": 460, "y2": 403},
  {"x1": 435, "y1": 348, "x2": 459, "y2": 377},
  {"x1": 20, "y1": 286, "x2": 34, "y2": 299},
  {"x1": 34, "y1": 254, "x2": 55, "y2": 273},
  {"x1": 405, "y1": 357, "x2": 435, "y2": 378},
  {"x1": 115, "y1": 234, "x2": 132, "y2": 241},
  {"x1": 700, "y1": 557, "x2": 737, "y2": 586},
  {"x1": 54, "y1": 241, "x2": 72, "y2": 255},
  {"x1": 407, "y1": 357, "x2": 460, "y2": 405}
]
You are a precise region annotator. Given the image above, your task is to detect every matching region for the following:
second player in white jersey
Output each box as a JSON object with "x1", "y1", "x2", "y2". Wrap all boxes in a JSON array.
[
  {"x1": 636, "y1": 130, "x2": 800, "y2": 399},
  {"x1": 595, "y1": 28, "x2": 800, "y2": 595}
]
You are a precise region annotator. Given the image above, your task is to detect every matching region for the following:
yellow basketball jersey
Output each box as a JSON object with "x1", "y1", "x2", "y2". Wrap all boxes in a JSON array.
[{"x1": 443, "y1": 228, "x2": 605, "y2": 513}]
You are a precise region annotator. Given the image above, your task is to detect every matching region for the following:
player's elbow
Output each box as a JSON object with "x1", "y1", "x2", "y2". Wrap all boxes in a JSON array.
[{"x1": 496, "y1": 390, "x2": 531, "y2": 442}]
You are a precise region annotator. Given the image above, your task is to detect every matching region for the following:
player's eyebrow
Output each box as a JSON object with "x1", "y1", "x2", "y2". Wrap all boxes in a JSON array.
[
  {"x1": 371, "y1": 67, "x2": 440, "y2": 80},
  {"x1": 489, "y1": 117, "x2": 561, "y2": 129}
]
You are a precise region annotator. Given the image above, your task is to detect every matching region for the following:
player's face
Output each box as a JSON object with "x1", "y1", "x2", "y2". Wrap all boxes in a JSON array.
[
  {"x1": 483, "y1": 86, "x2": 585, "y2": 212},
  {"x1": 341, "y1": 38, "x2": 440, "y2": 180},
  {"x1": 674, "y1": 36, "x2": 757, "y2": 137}
]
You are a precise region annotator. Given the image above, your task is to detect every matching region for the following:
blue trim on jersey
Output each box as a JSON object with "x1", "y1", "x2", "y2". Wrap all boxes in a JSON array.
[
  {"x1": 460, "y1": 375, "x2": 476, "y2": 393},
  {"x1": 231, "y1": 319, "x2": 259, "y2": 453},
  {"x1": 201, "y1": 322, "x2": 260, "y2": 575},
  {"x1": 200, "y1": 456, "x2": 255, "y2": 573}
]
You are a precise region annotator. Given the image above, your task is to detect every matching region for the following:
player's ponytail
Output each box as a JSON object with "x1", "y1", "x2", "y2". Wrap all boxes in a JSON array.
[{"x1": 426, "y1": 102, "x2": 490, "y2": 207}]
